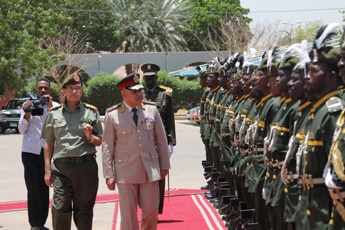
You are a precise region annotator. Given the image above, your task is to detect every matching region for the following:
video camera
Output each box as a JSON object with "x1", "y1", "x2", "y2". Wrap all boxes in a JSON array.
[{"x1": 24, "y1": 92, "x2": 50, "y2": 116}]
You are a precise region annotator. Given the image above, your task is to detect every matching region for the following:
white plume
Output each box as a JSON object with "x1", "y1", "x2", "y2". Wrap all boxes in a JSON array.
[{"x1": 314, "y1": 22, "x2": 342, "y2": 49}]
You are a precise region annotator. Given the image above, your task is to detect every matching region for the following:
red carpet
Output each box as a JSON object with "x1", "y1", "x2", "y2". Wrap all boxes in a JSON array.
[
  {"x1": 0, "y1": 188, "x2": 226, "y2": 230},
  {"x1": 112, "y1": 188, "x2": 226, "y2": 230}
]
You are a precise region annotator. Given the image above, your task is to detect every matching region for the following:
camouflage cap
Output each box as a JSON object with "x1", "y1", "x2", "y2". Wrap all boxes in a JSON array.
[{"x1": 61, "y1": 72, "x2": 82, "y2": 88}]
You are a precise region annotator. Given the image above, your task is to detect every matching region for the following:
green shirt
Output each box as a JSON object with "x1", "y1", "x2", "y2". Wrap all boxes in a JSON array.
[{"x1": 41, "y1": 102, "x2": 103, "y2": 158}]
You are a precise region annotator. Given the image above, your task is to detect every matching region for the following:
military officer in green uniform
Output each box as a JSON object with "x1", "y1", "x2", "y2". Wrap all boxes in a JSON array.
[
  {"x1": 141, "y1": 63, "x2": 176, "y2": 215},
  {"x1": 41, "y1": 73, "x2": 103, "y2": 230},
  {"x1": 246, "y1": 50, "x2": 279, "y2": 230},
  {"x1": 324, "y1": 25, "x2": 345, "y2": 230},
  {"x1": 296, "y1": 23, "x2": 344, "y2": 230},
  {"x1": 264, "y1": 49, "x2": 301, "y2": 230},
  {"x1": 280, "y1": 42, "x2": 312, "y2": 230}
]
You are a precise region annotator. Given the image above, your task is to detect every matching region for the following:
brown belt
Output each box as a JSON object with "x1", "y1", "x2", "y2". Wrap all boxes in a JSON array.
[
  {"x1": 298, "y1": 175, "x2": 324, "y2": 189},
  {"x1": 54, "y1": 153, "x2": 96, "y2": 164}
]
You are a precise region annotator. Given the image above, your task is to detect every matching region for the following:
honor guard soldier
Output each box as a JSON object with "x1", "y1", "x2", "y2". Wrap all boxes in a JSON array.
[
  {"x1": 141, "y1": 63, "x2": 175, "y2": 216},
  {"x1": 324, "y1": 25, "x2": 345, "y2": 229},
  {"x1": 296, "y1": 23, "x2": 344, "y2": 229},
  {"x1": 264, "y1": 46, "x2": 301, "y2": 230},
  {"x1": 280, "y1": 40, "x2": 312, "y2": 229},
  {"x1": 246, "y1": 49, "x2": 279, "y2": 230}
]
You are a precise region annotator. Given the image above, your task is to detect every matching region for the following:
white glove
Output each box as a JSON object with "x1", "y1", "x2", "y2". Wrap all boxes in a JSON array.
[{"x1": 168, "y1": 144, "x2": 173, "y2": 158}]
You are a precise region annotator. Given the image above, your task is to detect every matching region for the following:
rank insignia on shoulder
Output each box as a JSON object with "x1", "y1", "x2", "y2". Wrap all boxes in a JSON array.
[
  {"x1": 326, "y1": 97, "x2": 344, "y2": 113},
  {"x1": 50, "y1": 104, "x2": 62, "y2": 111},
  {"x1": 106, "y1": 103, "x2": 122, "y2": 113},
  {"x1": 143, "y1": 100, "x2": 156, "y2": 106},
  {"x1": 85, "y1": 103, "x2": 98, "y2": 111},
  {"x1": 159, "y1": 85, "x2": 173, "y2": 96}
]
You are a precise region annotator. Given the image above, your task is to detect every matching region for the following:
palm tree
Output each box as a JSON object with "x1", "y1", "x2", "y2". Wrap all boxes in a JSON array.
[{"x1": 110, "y1": 0, "x2": 193, "y2": 74}]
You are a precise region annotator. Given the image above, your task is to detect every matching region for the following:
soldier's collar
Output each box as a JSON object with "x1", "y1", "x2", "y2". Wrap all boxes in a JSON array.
[
  {"x1": 311, "y1": 90, "x2": 339, "y2": 113},
  {"x1": 62, "y1": 101, "x2": 82, "y2": 112},
  {"x1": 299, "y1": 101, "x2": 312, "y2": 111},
  {"x1": 211, "y1": 85, "x2": 221, "y2": 92},
  {"x1": 256, "y1": 93, "x2": 272, "y2": 107}
]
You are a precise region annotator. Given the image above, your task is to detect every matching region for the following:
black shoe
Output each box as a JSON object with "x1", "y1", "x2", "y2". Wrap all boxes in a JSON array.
[{"x1": 200, "y1": 184, "x2": 209, "y2": 190}]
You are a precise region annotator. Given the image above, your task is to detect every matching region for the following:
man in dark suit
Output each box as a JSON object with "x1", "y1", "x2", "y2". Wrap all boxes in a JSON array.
[
  {"x1": 102, "y1": 73, "x2": 170, "y2": 230},
  {"x1": 141, "y1": 63, "x2": 176, "y2": 215}
]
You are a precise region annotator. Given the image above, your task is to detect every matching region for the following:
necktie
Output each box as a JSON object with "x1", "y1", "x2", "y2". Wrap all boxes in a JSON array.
[{"x1": 132, "y1": 108, "x2": 138, "y2": 126}]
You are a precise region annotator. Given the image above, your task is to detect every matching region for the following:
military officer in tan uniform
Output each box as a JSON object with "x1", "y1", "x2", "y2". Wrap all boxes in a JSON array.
[{"x1": 102, "y1": 73, "x2": 170, "y2": 230}]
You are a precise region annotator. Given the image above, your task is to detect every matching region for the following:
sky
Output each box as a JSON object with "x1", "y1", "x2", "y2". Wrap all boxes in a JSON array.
[{"x1": 241, "y1": 0, "x2": 345, "y2": 26}]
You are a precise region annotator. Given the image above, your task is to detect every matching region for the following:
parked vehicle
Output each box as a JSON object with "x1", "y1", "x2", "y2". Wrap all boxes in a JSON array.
[
  {"x1": 0, "y1": 98, "x2": 27, "y2": 133},
  {"x1": 186, "y1": 106, "x2": 200, "y2": 124}
]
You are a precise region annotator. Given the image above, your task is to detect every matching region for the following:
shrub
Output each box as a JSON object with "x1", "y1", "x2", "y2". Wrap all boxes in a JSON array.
[{"x1": 84, "y1": 72, "x2": 122, "y2": 115}]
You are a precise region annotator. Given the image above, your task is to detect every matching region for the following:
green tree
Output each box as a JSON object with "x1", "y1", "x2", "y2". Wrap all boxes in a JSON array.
[
  {"x1": 110, "y1": 0, "x2": 192, "y2": 54},
  {"x1": 0, "y1": 1, "x2": 67, "y2": 94},
  {"x1": 293, "y1": 20, "x2": 324, "y2": 44},
  {"x1": 55, "y1": 0, "x2": 117, "y2": 52},
  {"x1": 182, "y1": 0, "x2": 251, "y2": 51}
]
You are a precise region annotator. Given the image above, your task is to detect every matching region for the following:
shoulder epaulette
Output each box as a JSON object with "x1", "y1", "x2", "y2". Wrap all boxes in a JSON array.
[
  {"x1": 326, "y1": 97, "x2": 344, "y2": 113},
  {"x1": 159, "y1": 85, "x2": 173, "y2": 96},
  {"x1": 50, "y1": 104, "x2": 62, "y2": 111},
  {"x1": 143, "y1": 100, "x2": 156, "y2": 106},
  {"x1": 84, "y1": 103, "x2": 98, "y2": 111},
  {"x1": 106, "y1": 103, "x2": 122, "y2": 113}
]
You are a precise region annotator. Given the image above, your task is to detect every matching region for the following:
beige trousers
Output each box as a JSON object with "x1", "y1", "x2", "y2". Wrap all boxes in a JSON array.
[{"x1": 117, "y1": 181, "x2": 159, "y2": 230}]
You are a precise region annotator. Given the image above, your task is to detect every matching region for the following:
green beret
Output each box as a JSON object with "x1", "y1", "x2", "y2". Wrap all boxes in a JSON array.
[
  {"x1": 279, "y1": 56, "x2": 299, "y2": 70},
  {"x1": 309, "y1": 46, "x2": 340, "y2": 67},
  {"x1": 242, "y1": 64, "x2": 257, "y2": 75},
  {"x1": 258, "y1": 58, "x2": 268, "y2": 71},
  {"x1": 268, "y1": 62, "x2": 279, "y2": 76},
  {"x1": 309, "y1": 23, "x2": 342, "y2": 68},
  {"x1": 61, "y1": 73, "x2": 82, "y2": 88},
  {"x1": 232, "y1": 69, "x2": 243, "y2": 81}
]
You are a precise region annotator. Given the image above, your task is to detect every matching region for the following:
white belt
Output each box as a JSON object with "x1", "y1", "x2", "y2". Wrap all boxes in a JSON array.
[{"x1": 271, "y1": 161, "x2": 284, "y2": 168}]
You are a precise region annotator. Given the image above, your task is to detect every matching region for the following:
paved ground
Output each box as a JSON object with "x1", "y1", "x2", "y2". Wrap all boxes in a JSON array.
[{"x1": 0, "y1": 119, "x2": 206, "y2": 230}]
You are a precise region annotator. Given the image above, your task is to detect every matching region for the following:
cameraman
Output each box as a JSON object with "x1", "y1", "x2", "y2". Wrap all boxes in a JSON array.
[{"x1": 18, "y1": 78, "x2": 58, "y2": 230}]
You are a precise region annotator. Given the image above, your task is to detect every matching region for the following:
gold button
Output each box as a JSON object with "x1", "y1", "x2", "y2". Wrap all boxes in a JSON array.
[
  {"x1": 139, "y1": 144, "x2": 142, "y2": 147},
  {"x1": 273, "y1": 175, "x2": 277, "y2": 180},
  {"x1": 140, "y1": 151, "x2": 142, "y2": 154},
  {"x1": 267, "y1": 172, "x2": 270, "y2": 177},
  {"x1": 122, "y1": 132, "x2": 125, "y2": 134},
  {"x1": 137, "y1": 130, "x2": 140, "y2": 132},
  {"x1": 284, "y1": 188, "x2": 288, "y2": 193},
  {"x1": 119, "y1": 160, "x2": 122, "y2": 162},
  {"x1": 306, "y1": 210, "x2": 311, "y2": 216},
  {"x1": 280, "y1": 132, "x2": 283, "y2": 136},
  {"x1": 299, "y1": 195, "x2": 301, "y2": 201},
  {"x1": 138, "y1": 137, "x2": 141, "y2": 139}
]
